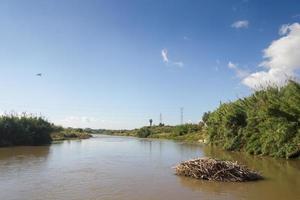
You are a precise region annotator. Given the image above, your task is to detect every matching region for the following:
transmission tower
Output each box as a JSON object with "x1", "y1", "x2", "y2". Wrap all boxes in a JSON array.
[
  {"x1": 159, "y1": 113, "x2": 162, "y2": 124},
  {"x1": 180, "y1": 107, "x2": 184, "y2": 125}
]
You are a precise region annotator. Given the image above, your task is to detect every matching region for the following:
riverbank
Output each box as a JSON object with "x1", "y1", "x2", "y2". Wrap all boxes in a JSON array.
[
  {"x1": 106, "y1": 124, "x2": 207, "y2": 144},
  {"x1": 205, "y1": 80, "x2": 300, "y2": 159},
  {"x1": 50, "y1": 129, "x2": 92, "y2": 141},
  {"x1": 1, "y1": 81, "x2": 299, "y2": 158},
  {"x1": 0, "y1": 114, "x2": 92, "y2": 147},
  {"x1": 106, "y1": 81, "x2": 300, "y2": 159},
  {"x1": 0, "y1": 114, "x2": 53, "y2": 147}
]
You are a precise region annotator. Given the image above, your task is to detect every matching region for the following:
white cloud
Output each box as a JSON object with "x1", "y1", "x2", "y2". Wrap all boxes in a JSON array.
[
  {"x1": 53, "y1": 115, "x2": 142, "y2": 130},
  {"x1": 231, "y1": 20, "x2": 249, "y2": 29},
  {"x1": 236, "y1": 69, "x2": 250, "y2": 79},
  {"x1": 228, "y1": 61, "x2": 250, "y2": 78},
  {"x1": 161, "y1": 48, "x2": 184, "y2": 68},
  {"x1": 228, "y1": 61, "x2": 237, "y2": 69},
  {"x1": 173, "y1": 61, "x2": 184, "y2": 68},
  {"x1": 56, "y1": 116, "x2": 104, "y2": 129},
  {"x1": 242, "y1": 23, "x2": 300, "y2": 89},
  {"x1": 279, "y1": 24, "x2": 290, "y2": 35},
  {"x1": 161, "y1": 49, "x2": 169, "y2": 63}
]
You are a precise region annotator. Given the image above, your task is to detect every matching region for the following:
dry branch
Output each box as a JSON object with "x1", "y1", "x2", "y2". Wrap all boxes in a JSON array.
[{"x1": 174, "y1": 157, "x2": 262, "y2": 182}]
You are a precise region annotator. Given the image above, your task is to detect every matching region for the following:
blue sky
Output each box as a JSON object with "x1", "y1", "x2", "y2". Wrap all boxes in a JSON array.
[{"x1": 0, "y1": 0, "x2": 300, "y2": 129}]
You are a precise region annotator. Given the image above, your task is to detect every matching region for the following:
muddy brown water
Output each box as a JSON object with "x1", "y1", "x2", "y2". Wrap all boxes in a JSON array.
[{"x1": 0, "y1": 135, "x2": 299, "y2": 200}]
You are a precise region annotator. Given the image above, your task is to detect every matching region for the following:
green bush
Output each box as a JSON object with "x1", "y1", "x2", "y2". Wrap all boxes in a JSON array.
[
  {"x1": 174, "y1": 124, "x2": 202, "y2": 136},
  {"x1": 51, "y1": 127, "x2": 92, "y2": 141},
  {"x1": 0, "y1": 114, "x2": 54, "y2": 146},
  {"x1": 137, "y1": 127, "x2": 152, "y2": 138},
  {"x1": 206, "y1": 80, "x2": 300, "y2": 158}
]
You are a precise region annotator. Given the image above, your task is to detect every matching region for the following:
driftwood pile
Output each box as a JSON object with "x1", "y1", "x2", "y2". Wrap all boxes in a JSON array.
[{"x1": 174, "y1": 157, "x2": 262, "y2": 182}]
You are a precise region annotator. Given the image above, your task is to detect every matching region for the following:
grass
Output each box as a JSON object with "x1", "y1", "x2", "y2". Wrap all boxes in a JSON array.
[{"x1": 109, "y1": 124, "x2": 207, "y2": 143}]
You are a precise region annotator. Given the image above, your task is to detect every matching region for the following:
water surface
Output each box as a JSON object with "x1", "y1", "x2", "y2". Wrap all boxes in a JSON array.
[{"x1": 0, "y1": 135, "x2": 299, "y2": 200}]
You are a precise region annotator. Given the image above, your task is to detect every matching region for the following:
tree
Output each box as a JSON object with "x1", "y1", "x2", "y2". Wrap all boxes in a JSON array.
[
  {"x1": 202, "y1": 111, "x2": 211, "y2": 125},
  {"x1": 149, "y1": 119, "x2": 153, "y2": 127},
  {"x1": 137, "y1": 127, "x2": 152, "y2": 138}
]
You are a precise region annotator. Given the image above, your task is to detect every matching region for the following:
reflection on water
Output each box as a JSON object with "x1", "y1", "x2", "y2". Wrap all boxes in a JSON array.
[
  {"x1": 0, "y1": 146, "x2": 50, "y2": 160},
  {"x1": 0, "y1": 146, "x2": 50, "y2": 177},
  {"x1": 0, "y1": 135, "x2": 299, "y2": 200},
  {"x1": 179, "y1": 145, "x2": 300, "y2": 200}
]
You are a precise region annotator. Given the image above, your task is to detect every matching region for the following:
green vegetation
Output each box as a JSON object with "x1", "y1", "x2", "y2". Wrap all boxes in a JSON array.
[
  {"x1": 0, "y1": 114, "x2": 92, "y2": 147},
  {"x1": 147, "y1": 124, "x2": 205, "y2": 143},
  {"x1": 206, "y1": 80, "x2": 300, "y2": 158},
  {"x1": 137, "y1": 127, "x2": 152, "y2": 138},
  {"x1": 108, "y1": 124, "x2": 206, "y2": 143},
  {"x1": 0, "y1": 114, "x2": 54, "y2": 146},
  {"x1": 2, "y1": 81, "x2": 299, "y2": 158},
  {"x1": 51, "y1": 128, "x2": 92, "y2": 141},
  {"x1": 107, "y1": 81, "x2": 300, "y2": 159}
]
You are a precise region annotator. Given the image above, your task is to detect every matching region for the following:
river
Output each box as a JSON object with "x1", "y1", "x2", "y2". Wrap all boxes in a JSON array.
[{"x1": 0, "y1": 135, "x2": 299, "y2": 200}]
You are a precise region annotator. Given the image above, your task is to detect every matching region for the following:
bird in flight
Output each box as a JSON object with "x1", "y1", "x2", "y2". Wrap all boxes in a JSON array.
[{"x1": 36, "y1": 73, "x2": 42, "y2": 77}]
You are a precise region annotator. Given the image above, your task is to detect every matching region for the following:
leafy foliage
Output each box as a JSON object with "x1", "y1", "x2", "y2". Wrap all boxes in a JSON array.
[
  {"x1": 174, "y1": 124, "x2": 202, "y2": 136},
  {"x1": 137, "y1": 127, "x2": 152, "y2": 138},
  {"x1": 0, "y1": 114, "x2": 54, "y2": 146},
  {"x1": 206, "y1": 80, "x2": 300, "y2": 158},
  {"x1": 202, "y1": 111, "x2": 211, "y2": 124}
]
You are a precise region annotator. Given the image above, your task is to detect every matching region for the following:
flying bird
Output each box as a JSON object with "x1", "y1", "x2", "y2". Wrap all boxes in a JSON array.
[{"x1": 36, "y1": 73, "x2": 42, "y2": 77}]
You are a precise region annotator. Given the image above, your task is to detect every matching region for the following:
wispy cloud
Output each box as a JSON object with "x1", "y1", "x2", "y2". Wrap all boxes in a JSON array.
[
  {"x1": 173, "y1": 61, "x2": 184, "y2": 68},
  {"x1": 228, "y1": 61, "x2": 250, "y2": 78},
  {"x1": 161, "y1": 49, "x2": 169, "y2": 63},
  {"x1": 279, "y1": 24, "x2": 290, "y2": 35},
  {"x1": 56, "y1": 116, "x2": 105, "y2": 129},
  {"x1": 231, "y1": 20, "x2": 249, "y2": 29},
  {"x1": 228, "y1": 61, "x2": 237, "y2": 69},
  {"x1": 242, "y1": 23, "x2": 300, "y2": 89},
  {"x1": 183, "y1": 36, "x2": 190, "y2": 41},
  {"x1": 161, "y1": 48, "x2": 184, "y2": 68},
  {"x1": 215, "y1": 59, "x2": 221, "y2": 71}
]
